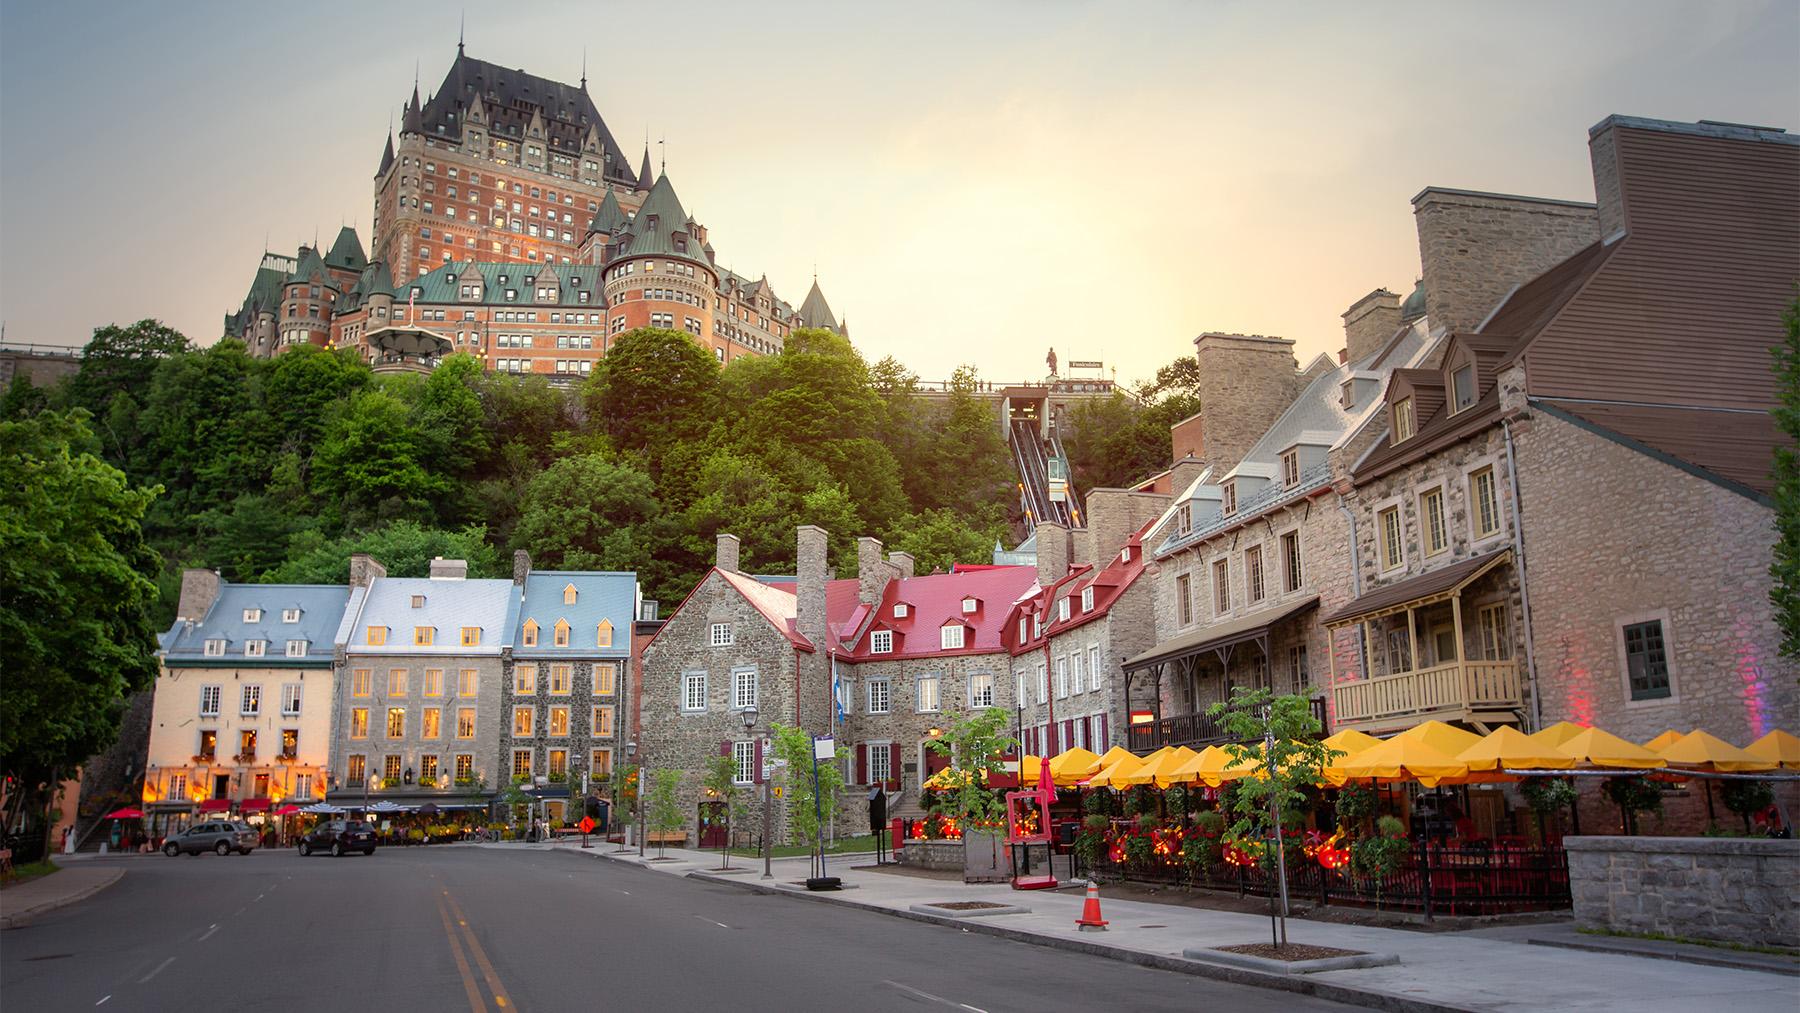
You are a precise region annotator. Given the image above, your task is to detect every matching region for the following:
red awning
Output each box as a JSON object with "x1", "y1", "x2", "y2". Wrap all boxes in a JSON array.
[
  {"x1": 105, "y1": 807, "x2": 144, "y2": 819},
  {"x1": 274, "y1": 805, "x2": 302, "y2": 816},
  {"x1": 197, "y1": 799, "x2": 233, "y2": 814},
  {"x1": 240, "y1": 798, "x2": 271, "y2": 813}
]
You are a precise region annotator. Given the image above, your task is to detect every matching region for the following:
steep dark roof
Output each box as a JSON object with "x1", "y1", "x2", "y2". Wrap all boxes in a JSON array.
[
  {"x1": 402, "y1": 84, "x2": 423, "y2": 135},
  {"x1": 636, "y1": 146, "x2": 653, "y2": 191},
  {"x1": 325, "y1": 227, "x2": 367, "y2": 273},
  {"x1": 613, "y1": 174, "x2": 710, "y2": 270},
  {"x1": 377, "y1": 132, "x2": 395, "y2": 177},
  {"x1": 1535, "y1": 399, "x2": 1777, "y2": 501},
  {"x1": 797, "y1": 279, "x2": 840, "y2": 331},
  {"x1": 587, "y1": 187, "x2": 625, "y2": 236},
  {"x1": 285, "y1": 246, "x2": 337, "y2": 291},
  {"x1": 418, "y1": 51, "x2": 637, "y2": 187}
]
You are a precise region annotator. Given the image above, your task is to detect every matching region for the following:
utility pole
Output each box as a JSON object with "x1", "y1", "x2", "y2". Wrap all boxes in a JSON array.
[{"x1": 761, "y1": 735, "x2": 774, "y2": 880}]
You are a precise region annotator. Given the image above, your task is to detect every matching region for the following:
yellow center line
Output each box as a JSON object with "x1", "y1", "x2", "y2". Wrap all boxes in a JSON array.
[
  {"x1": 436, "y1": 895, "x2": 486, "y2": 1013},
  {"x1": 444, "y1": 890, "x2": 514, "y2": 1009}
]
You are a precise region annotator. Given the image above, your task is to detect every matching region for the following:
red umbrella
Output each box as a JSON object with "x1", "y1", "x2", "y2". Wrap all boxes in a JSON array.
[
  {"x1": 105, "y1": 807, "x2": 144, "y2": 819},
  {"x1": 274, "y1": 804, "x2": 302, "y2": 816}
]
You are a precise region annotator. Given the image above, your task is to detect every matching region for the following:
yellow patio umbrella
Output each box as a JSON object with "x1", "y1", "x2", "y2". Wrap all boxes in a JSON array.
[
  {"x1": 1048, "y1": 747, "x2": 1102, "y2": 786},
  {"x1": 1319, "y1": 729, "x2": 1383, "y2": 763},
  {"x1": 1085, "y1": 751, "x2": 1145, "y2": 788},
  {"x1": 1336, "y1": 735, "x2": 1469, "y2": 787},
  {"x1": 1392, "y1": 720, "x2": 1485, "y2": 756},
  {"x1": 1655, "y1": 730, "x2": 1776, "y2": 773},
  {"x1": 1186, "y1": 744, "x2": 1264, "y2": 787},
  {"x1": 1015, "y1": 755, "x2": 1043, "y2": 786},
  {"x1": 1745, "y1": 730, "x2": 1800, "y2": 770},
  {"x1": 1527, "y1": 721, "x2": 1589, "y2": 748},
  {"x1": 1118, "y1": 745, "x2": 1198, "y2": 787},
  {"x1": 1094, "y1": 745, "x2": 1137, "y2": 770},
  {"x1": 1557, "y1": 727, "x2": 1663, "y2": 769},
  {"x1": 1643, "y1": 729, "x2": 1688, "y2": 753},
  {"x1": 1457, "y1": 726, "x2": 1575, "y2": 771}
]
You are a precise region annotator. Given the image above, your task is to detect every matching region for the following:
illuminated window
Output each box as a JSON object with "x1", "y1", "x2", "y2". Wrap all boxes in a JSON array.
[
  {"x1": 386, "y1": 708, "x2": 405, "y2": 738},
  {"x1": 592, "y1": 662, "x2": 616, "y2": 696},
  {"x1": 350, "y1": 708, "x2": 369, "y2": 739},
  {"x1": 455, "y1": 754, "x2": 473, "y2": 782},
  {"x1": 592, "y1": 706, "x2": 614, "y2": 737},
  {"x1": 512, "y1": 750, "x2": 532, "y2": 780},
  {"x1": 513, "y1": 707, "x2": 534, "y2": 737},
  {"x1": 346, "y1": 754, "x2": 366, "y2": 787},
  {"x1": 367, "y1": 626, "x2": 387, "y2": 646},
  {"x1": 514, "y1": 664, "x2": 536, "y2": 695},
  {"x1": 549, "y1": 706, "x2": 569, "y2": 737},
  {"x1": 419, "y1": 754, "x2": 438, "y2": 782},
  {"x1": 548, "y1": 750, "x2": 567, "y2": 777},
  {"x1": 456, "y1": 708, "x2": 476, "y2": 739},
  {"x1": 422, "y1": 707, "x2": 441, "y2": 739}
]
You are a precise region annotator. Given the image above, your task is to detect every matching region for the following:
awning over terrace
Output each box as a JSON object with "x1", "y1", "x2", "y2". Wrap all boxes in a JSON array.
[{"x1": 1124, "y1": 596, "x2": 1319, "y2": 672}]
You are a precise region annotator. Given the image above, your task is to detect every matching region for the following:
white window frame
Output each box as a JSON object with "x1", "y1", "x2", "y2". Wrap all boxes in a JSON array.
[
  {"x1": 731, "y1": 667, "x2": 758, "y2": 711},
  {"x1": 1015, "y1": 670, "x2": 1028, "y2": 707},
  {"x1": 1035, "y1": 663, "x2": 1048, "y2": 705},
  {"x1": 1070, "y1": 651, "x2": 1084, "y2": 695},
  {"x1": 961, "y1": 598, "x2": 978, "y2": 614},
  {"x1": 870, "y1": 629, "x2": 893, "y2": 654},
  {"x1": 280, "y1": 683, "x2": 301, "y2": 716},
  {"x1": 916, "y1": 674, "x2": 941, "y2": 713},
  {"x1": 243, "y1": 608, "x2": 262, "y2": 623},
  {"x1": 732, "y1": 740, "x2": 756, "y2": 784},
  {"x1": 893, "y1": 603, "x2": 908, "y2": 619},
  {"x1": 244, "y1": 639, "x2": 266, "y2": 658},
  {"x1": 1087, "y1": 645, "x2": 1102, "y2": 693},
  {"x1": 240, "y1": 685, "x2": 261, "y2": 717},
  {"x1": 200, "y1": 685, "x2": 221, "y2": 717},
  {"x1": 281, "y1": 608, "x2": 301, "y2": 623},
  {"x1": 1058, "y1": 598, "x2": 1070, "y2": 622},
  {"x1": 709, "y1": 622, "x2": 733, "y2": 647},
  {"x1": 1081, "y1": 587, "x2": 1094, "y2": 613},
  {"x1": 681, "y1": 672, "x2": 708, "y2": 713},
  {"x1": 867, "y1": 741, "x2": 892, "y2": 785},
  {"x1": 203, "y1": 639, "x2": 226, "y2": 657},
  {"x1": 1055, "y1": 657, "x2": 1068, "y2": 698},
  {"x1": 285, "y1": 639, "x2": 308, "y2": 657},
  {"x1": 968, "y1": 672, "x2": 994, "y2": 709},
  {"x1": 866, "y1": 679, "x2": 891, "y2": 715},
  {"x1": 940, "y1": 624, "x2": 965, "y2": 650}
]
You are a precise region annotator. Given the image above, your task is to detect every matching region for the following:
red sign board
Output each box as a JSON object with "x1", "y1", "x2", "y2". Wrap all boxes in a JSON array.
[{"x1": 578, "y1": 816, "x2": 596, "y2": 834}]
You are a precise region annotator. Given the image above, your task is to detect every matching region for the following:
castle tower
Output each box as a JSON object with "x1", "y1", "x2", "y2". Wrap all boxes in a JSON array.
[{"x1": 601, "y1": 172, "x2": 719, "y2": 355}]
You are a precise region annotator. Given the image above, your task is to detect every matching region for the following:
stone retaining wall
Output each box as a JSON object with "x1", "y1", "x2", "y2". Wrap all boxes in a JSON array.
[
  {"x1": 1565, "y1": 835, "x2": 1799, "y2": 947},
  {"x1": 899, "y1": 839, "x2": 963, "y2": 872}
]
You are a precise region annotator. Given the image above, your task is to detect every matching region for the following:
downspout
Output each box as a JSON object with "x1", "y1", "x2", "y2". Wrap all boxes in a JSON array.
[
  {"x1": 1503, "y1": 418, "x2": 1545, "y2": 732},
  {"x1": 1334, "y1": 493, "x2": 1370, "y2": 681},
  {"x1": 1043, "y1": 639, "x2": 1057, "y2": 756}
]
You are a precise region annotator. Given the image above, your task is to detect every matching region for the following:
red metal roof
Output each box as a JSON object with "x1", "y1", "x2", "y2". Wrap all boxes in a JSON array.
[
  {"x1": 836, "y1": 566, "x2": 1037, "y2": 660},
  {"x1": 1006, "y1": 526, "x2": 1152, "y2": 654},
  {"x1": 715, "y1": 569, "x2": 815, "y2": 652}
]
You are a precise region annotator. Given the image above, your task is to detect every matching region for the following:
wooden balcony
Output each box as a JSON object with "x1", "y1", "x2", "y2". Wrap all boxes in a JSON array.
[
  {"x1": 1129, "y1": 697, "x2": 1329, "y2": 752},
  {"x1": 1331, "y1": 660, "x2": 1522, "y2": 731}
]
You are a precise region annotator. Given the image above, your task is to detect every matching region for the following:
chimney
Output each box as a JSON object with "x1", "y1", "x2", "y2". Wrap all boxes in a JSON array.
[
  {"x1": 795, "y1": 526, "x2": 829, "y2": 649},
  {"x1": 429, "y1": 557, "x2": 468, "y2": 580},
  {"x1": 177, "y1": 568, "x2": 223, "y2": 621},
  {"x1": 1411, "y1": 187, "x2": 1599, "y2": 335},
  {"x1": 349, "y1": 553, "x2": 387, "y2": 588},
  {"x1": 1168, "y1": 453, "x2": 1208, "y2": 498},
  {"x1": 1588, "y1": 119, "x2": 1626, "y2": 239},
  {"x1": 1084, "y1": 488, "x2": 1172, "y2": 561},
  {"x1": 1341, "y1": 288, "x2": 1402, "y2": 366},
  {"x1": 1192, "y1": 333, "x2": 1300, "y2": 473},
  {"x1": 888, "y1": 551, "x2": 915, "y2": 581},
  {"x1": 715, "y1": 533, "x2": 741, "y2": 574},
  {"x1": 856, "y1": 536, "x2": 895, "y2": 606},
  {"x1": 1034, "y1": 521, "x2": 1070, "y2": 588},
  {"x1": 513, "y1": 549, "x2": 532, "y2": 585},
  {"x1": 639, "y1": 600, "x2": 660, "y2": 622}
]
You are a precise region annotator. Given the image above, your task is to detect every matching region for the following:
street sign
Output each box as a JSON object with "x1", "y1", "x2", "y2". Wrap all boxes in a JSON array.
[
  {"x1": 578, "y1": 816, "x2": 596, "y2": 834},
  {"x1": 813, "y1": 736, "x2": 835, "y2": 760}
]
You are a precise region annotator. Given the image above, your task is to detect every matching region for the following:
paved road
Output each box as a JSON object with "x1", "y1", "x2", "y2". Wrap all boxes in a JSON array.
[{"x1": 2, "y1": 846, "x2": 1354, "y2": 1012}]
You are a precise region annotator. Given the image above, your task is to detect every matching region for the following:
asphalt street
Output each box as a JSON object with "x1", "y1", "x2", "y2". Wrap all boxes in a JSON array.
[{"x1": 1, "y1": 846, "x2": 1355, "y2": 1012}]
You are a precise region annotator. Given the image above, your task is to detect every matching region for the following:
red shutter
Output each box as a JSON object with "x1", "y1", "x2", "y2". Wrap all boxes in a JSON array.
[
  {"x1": 719, "y1": 740, "x2": 731, "y2": 757},
  {"x1": 856, "y1": 743, "x2": 868, "y2": 785},
  {"x1": 753, "y1": 738, "x2": 764, "y2": 784},
  {"x1": 1063, "y1": 720, "x2": 1073, "y2": 754},
  {"x1": 888, "y1": 743, "x2": 902, "y2": 791}
]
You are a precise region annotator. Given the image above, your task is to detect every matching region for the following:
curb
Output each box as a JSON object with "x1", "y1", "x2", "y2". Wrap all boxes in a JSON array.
[
  {"x1": 0, "y1": 868, "x2": 125, "y2": 930},
  {"x1": 681, "y1": 870, "x2": 1476, "y2": 1013},
  {"x1": 1525, "y1": 936, "x2": 1800, "y2": 978}
]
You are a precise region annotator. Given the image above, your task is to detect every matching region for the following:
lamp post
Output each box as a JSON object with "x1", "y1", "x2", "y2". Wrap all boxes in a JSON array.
[{"x1": 739, "y1": 705, "x2": 770, "y2": 880}]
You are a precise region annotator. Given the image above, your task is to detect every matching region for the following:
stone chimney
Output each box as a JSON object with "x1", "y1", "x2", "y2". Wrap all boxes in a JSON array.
[
  {"x1": 1341, "y1": 288, "x2": 1402, "y2": 365},
  {"x1": 513, "y1": 549, "x2": 532, "y2": 585},
  {"x1": 176, "y1": 568, "x2": 223, "y2": 621},
  {"x1": 1084, "y1": 488, "x2": 1172, "y2": 562},
  {"x1": 856, "y1": 536, "x2": 897, "y2": 605},
  {"x1": 715, "y1": 533, "x2": 741, "y2": 574},
  {"x1": 795, "y1": 526, "x2": 829, "y2": 649},
  {"x1": 1168, "y1": 454, "x2": 1208, "y2": 498},
  {"x1": 1411, "y1": 187, "x2": 1599, "y2": 335},
  {"x1": 429, "y1": 557, "x2": 468, "y2": 580},
  {"x1": 349, "y1": 553, "x2": 387, "y2": 589},
  {"x1": 888, "y1": 551, "x2": 915, "y2": 581},
  {"x1": 1035, "y1": 521, "x2": 1070, "y2": 587},
  {"x1": 1192, "y1": 333, "x2": 1300, "y2": 473}
]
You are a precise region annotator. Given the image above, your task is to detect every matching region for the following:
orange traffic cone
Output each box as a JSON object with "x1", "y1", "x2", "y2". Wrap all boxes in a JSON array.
[{"x1": 1076, "y1": 880, "x2": 1108, "y2": 932}]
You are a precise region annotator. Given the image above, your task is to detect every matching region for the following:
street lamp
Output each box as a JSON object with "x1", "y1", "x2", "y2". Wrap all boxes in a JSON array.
[{"x1": 740, "y1": 706, "x2": 770, "y2": 880}]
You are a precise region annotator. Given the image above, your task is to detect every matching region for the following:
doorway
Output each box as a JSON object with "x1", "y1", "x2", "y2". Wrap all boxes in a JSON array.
[
  {"x1": 697, "y1": 801, "x2": 729, "y2": 849},
  {"x1": 212, "y1": 774, "x2": 231, "y2": 798}
]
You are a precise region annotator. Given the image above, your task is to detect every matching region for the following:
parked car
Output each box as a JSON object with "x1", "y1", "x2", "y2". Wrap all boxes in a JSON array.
[
  {"x1": 162, "y1": 821, "x2": 259, "y2": 856},
  {"x1": 299, "y1": 820, "x2": 377, "y2": 857}
]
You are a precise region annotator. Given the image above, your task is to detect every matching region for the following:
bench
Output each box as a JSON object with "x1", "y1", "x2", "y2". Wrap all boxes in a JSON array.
[{"x1": 646, "y1": 831, "x2": 688, "y2": 846}]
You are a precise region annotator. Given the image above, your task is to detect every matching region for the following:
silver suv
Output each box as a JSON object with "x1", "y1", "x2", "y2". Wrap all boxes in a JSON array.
[{"x1": 163, "y1": 821, "x2": 259, "y2": 856}]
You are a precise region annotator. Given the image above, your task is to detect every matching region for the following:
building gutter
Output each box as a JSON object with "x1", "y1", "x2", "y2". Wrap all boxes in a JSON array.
[
  {"x1": 1333, "y1": 492, "x2": 1369, "y2": 682},
  {"x1": 1502, "y1": 418, "x2": 1545, "y2": 732}
]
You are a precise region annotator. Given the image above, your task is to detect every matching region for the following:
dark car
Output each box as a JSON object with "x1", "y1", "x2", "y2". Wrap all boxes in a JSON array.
[
  {"x1": 163, "y1": 821, "x2": 258, "y2": 856},
  {"x1": 299, "y1": 820, "x2": 377, "y2": 857}
]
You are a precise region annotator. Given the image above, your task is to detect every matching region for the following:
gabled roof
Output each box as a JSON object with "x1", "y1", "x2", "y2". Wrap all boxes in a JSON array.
[
  {"x1": 286, "y1": 246, "x2": 337, "y2": 290},
  {"x1": 1534, "y1": 399, "x2": 1778, "y2": 501},
  {"x1": 715, "y1": 569, "x2": 814, "y2": 652},
  {"x1": 396, "y1": 261, "x2": 605, "y2": 307},
  {"x1": 513, "y1": 570, "x2": 637, "y2": 657},
  {"x1": 1010, "y1": 526, "x2": 1154, "y2": 652},
  {"x1": 587, "y1": 187, "x2": 625, "y2": 236},
  {"x1": 837, "y1": 566, "x2": 1037, "y2": 661},
  {"x1": 350, "y1": 577, "x2": 519, "y2": 654},
  {"x1": 161, "y1": 585, "x2": 351, "y2": 665}
]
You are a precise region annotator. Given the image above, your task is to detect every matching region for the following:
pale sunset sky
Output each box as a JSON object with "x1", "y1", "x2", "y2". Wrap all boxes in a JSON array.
[{"x1": 2, "y1": 1, "x2": 1796, "y2": 386}]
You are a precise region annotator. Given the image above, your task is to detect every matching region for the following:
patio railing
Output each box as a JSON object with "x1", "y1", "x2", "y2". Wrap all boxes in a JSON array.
[
  {"x1": 1332, "y1": 660, "x2": 1521, "y2": 728},
  {"x1": 1129, "y1": 697, "x2": 1329, "y2": 752}
]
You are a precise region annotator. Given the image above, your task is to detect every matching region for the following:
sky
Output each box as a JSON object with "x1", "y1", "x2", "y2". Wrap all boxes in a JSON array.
[{"x1": 2, "y1": 1, "x2": 1796, "y2": 386}]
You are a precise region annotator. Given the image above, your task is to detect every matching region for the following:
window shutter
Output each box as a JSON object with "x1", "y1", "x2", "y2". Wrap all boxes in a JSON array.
[
  {"x1": 855, "y1": 743, "x2": 868, "y2": 785},
  {"x1": 753, "y1": 738, "x2": 764, "y2": 784},
  {"x1": 1098, "y1": 714, "x2": 1108, "y2": 751},
  {"x1": 719, "y1": 740, "x2": 731, "y2": 757},
  {"x1": 1062, "y1": 720, "x2": 1073, "y2": 753},
  {"x1": 888, "y1": 743, "x2": 902, "y2": 791}
]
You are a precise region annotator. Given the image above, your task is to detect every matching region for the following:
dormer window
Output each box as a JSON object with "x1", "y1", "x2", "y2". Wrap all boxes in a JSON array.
[
  {"x1": 893, "y1": 604, "x2": 908, "y2": 619},
  {"x1": 1018, "y1": 616, "x2": 1029, "y2": 640},
  {"x1": 1120, "y1": 546, "x2": 1132, "y2": 563},
  {"x1": 1341, "y1": 379, "x2": 1356, "y2": 409},
  {"x1": 243, "y1": 608, "x2": 262, "y2": 623},
  {"x1": 1057, "y1": 598, "x2": 1070, "y2": 622},
  {"x1": 411, "y1": 595, "x2": 426, "y2": 609},
  {"x1": 1221, "y1": 482, "x2": 1238, "y2": 517},
  {"x1": 285, "y1": 639, "x2": 308, "y2": 657},
  {"x1": 204, "y1": 639, "x2": 226, "y2": 657},
  {"x1": 596, "y1": 620, "x2": 613, "y2": 647},
  {"x1": 1177, "y1": 503, "x2": 1192, "y2": 534},
  {"x1": 871, "y1": 630, "x2": 893, "y2": 654},
  {"x1": 1393, "y1": 397, "x2": 1416, "y2": 442},
  {"x1": 282, "y1": 608, "x2": 302, "y2": 623},
  {"x1": 553, "y1": 619, "x2": 570, "y2": 647},
  {"x1": 523, "y1": 620, "x2": 539, "y2": 647},
  {"x1": 563, "y1": 584, "x2": 578, "y2": 605},
  {"x1": 1281, "y1": 450, "x2": 1300, "y2": 487},
  {"x1": 245, "y1": 639, "x2": 267, "y2": 658},
  {"x1": 940, "y1": 625, "x2": 966, "y2": 650},
  {"x1": 1081, "y1": 587, "x2": 1095, "y2": 613},
  {"x1": 961, "y1": 598, "x2": 979, "y2": 614},
  {"x1": 1451, "y1": 365, "x2": 1476, "y2": 412}
]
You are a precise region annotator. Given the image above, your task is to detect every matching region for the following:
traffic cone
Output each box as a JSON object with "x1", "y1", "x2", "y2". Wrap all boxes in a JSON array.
[{"x1": 1075, "y1": 880, "x2": 1108, "y2": 932}]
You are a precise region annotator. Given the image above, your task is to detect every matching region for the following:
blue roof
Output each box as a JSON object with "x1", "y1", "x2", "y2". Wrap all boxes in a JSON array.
[
  {"x1": 161, "y1": 585, "x2": 351, "y2": 666},
  {"x1": 512, "y1": 571, "x2": 637, "y2": 658},
  {"x1": 349, "y1": 577, "x2": 519, "y2": 655}
]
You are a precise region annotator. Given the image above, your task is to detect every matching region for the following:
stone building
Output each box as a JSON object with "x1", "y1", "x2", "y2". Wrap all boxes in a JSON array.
[
  {"x1": 327, "y1": 556, "x2": 517, "y2": 808},
  {"x1": 1128, "y1": 296, "x2": 1436, "y2": 746},
  {"x1": 499, "y1": 552, "x2": 637, "y2": 822},
  {"x1": 146, "y1": 573, "x2": 349, "y2": 837}
]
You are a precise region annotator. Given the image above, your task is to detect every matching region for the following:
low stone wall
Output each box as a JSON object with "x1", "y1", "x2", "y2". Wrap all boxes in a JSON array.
[
  {"x1": 1565, "y1": 835, "x2": 1799, "y2": 947},
  {"x1": 899, "y1": 839, "x2": 963, "y2": 872}
]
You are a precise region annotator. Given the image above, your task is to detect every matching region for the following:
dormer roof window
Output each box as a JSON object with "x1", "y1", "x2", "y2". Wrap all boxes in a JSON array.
[
  {"x1": 1393, "y1": 397, "x2": 1416, "y2": 442},
  {"x1": 1081, "y1": 587, "x2": 1095, "y2": 613},
  {"x1": 1450, "y1": 364, "x2": 1476, "y2": 413},
  {"x1": 243, "y1": 608, "x2": 262, "y2": 623},
  {"x1": 281, "y1": 608, "x2": 302, "y2": 623},
  {"x1": 411, "y1": 595, "x2": 426, "y2": 609},
  {"x1": 1221, "y1": 482, "x2": 1238, "y2": 517},
  {"x1": 1057, "y1": 598, "x2": 1071, "y2": 622},
  {"x1": 1281, "y1": 449, "x2": 1300, "y2": 487},
  {"x1": 893, "y1": 603, "x2": 908, "y2": 619},
  {"x1": 204, "y1": 639, "x2": 226, "y2": 657},
  {"x1": 961, "y1": 597, "x2": 980, "y2": 614},
  {"x1": 563, "y1": 583, "x2": 578, "y2": 605}
]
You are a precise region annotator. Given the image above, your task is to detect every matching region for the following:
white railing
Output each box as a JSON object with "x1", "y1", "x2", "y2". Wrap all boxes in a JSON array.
[{"x1": 1333, "y1": 660, "x2": 1521, "y2": 726}]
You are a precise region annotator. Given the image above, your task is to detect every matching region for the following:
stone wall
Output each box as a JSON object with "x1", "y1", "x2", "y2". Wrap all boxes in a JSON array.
[
  {"x1": 1566, "y1": 836, "x2": 1800, "y2": 947},
  {"x1": 1515, "y1": 409, "x2": 1793, "y2": 743},
  {"x1": 1411, "y1": 188, "x2": 1599, "y2": 336}
]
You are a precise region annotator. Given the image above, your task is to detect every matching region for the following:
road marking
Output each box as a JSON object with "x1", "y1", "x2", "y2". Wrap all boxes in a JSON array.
[
  {"x1": 444, "y1": 891, "x2": 513, "y2": 1010},
  {"x1": 436, "y1": 895, "x2": 486, "y2": 1013},
  {"x1": 95, "y1": 997, "x2": 111, "y2": 1006},
  {"x1": 197, "y1": 924, "x2": 219, "y2": 942},
  {"x1": 254, "y1": 893, "x2": 264, "y2": 902},
  {"x1": 882, "y1": 980, "x2": 986, "y2": 1012},
  {"x1": 693, "y1": 915, "x2": 730, "y2": 929},
  {"x1": 137, "y1": 957, "x2": 176, "y2": 984}
]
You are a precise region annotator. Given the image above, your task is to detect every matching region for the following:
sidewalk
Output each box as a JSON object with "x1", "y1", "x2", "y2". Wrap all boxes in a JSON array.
[
  {"x1": 545, "y1": 841, "x2": 1797, "y2": 1013},
  {"x1": 0, "y1": 863, "x2": 124, "y2": 929}
]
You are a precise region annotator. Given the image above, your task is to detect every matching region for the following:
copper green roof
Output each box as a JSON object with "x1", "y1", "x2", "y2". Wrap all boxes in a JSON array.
[
  {"x1": 613, "y1": 174, "x2": 710, "y2": 271},
  {"x1": 396, "y1": 261, "x2": 606, "y2": 308},
  {"x1": 587, "y1": 187, "x2": 625, "y2": 236},
  {"x1": 325, "y1": 227, "x2": 367, "y2": 272},
  {"x1": 285, "y1": 246, "x2": 338, "y2": 291}
]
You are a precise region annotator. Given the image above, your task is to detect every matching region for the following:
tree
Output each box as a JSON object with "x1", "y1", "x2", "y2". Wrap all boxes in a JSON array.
[
  {"x1": 646, "y1": 768, "x2": 683, "y2": 858},
  {"x1": 1133, "y1": 354, "x2": 1202, "y2": 403},
  {"x1": 68, "y1": 319, "x2": 191, "y2": 423},
  {"x1": 770, "y1": 723, "x2": 843, "y2": 848},
  {"x1": 891, "y1": 507, "x2": 1008, "y2": 574},
  {"x1": 1065, "y1": 390, "x2": 1199, "y2": 492},
  {"x1": 264, "y1": 521, "x2": 502, "y2": 583},
  {"x1": 0, "y1": 373, "x2": 49, "y2": 420},
  {"x1": 0, "y1": 410, "x2": 161, "y2": 857},
  {"x1": 1207, "y1": 687, "x2": 1336, "y2": 947},
  {"x1": 262, "y1": 345, "x2": 370, "y2": 453},
  {"x1": 136, "y1": 340, "x2": 273, "y2": 536},
  {"x1": 584, "y1": 328, "x2": 720, "y2": 459},
  {"x1": 924, "y1": 708, "x2": 1018, "y2": 830},
  {"x1": 702, "y1": 754, "x2": 745, "y2": 869},
  {"x1": 1772, "y1": 296, "x2": 1800, "y2": 658},
  {"x1": 512, "y1": 453, "x2": 660, "y2": 571},
  {"x1": 311, "y1": 386, "x2": 452, "y2": 523}
]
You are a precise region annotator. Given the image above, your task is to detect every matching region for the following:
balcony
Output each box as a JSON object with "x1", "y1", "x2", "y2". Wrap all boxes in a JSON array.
[
  {"x1": 1130, "y1": 697, "x2": 1328, "y2": 752},
  {"x1": 1331, "y1": 660, "x2": 1522, "y2": 732}
]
